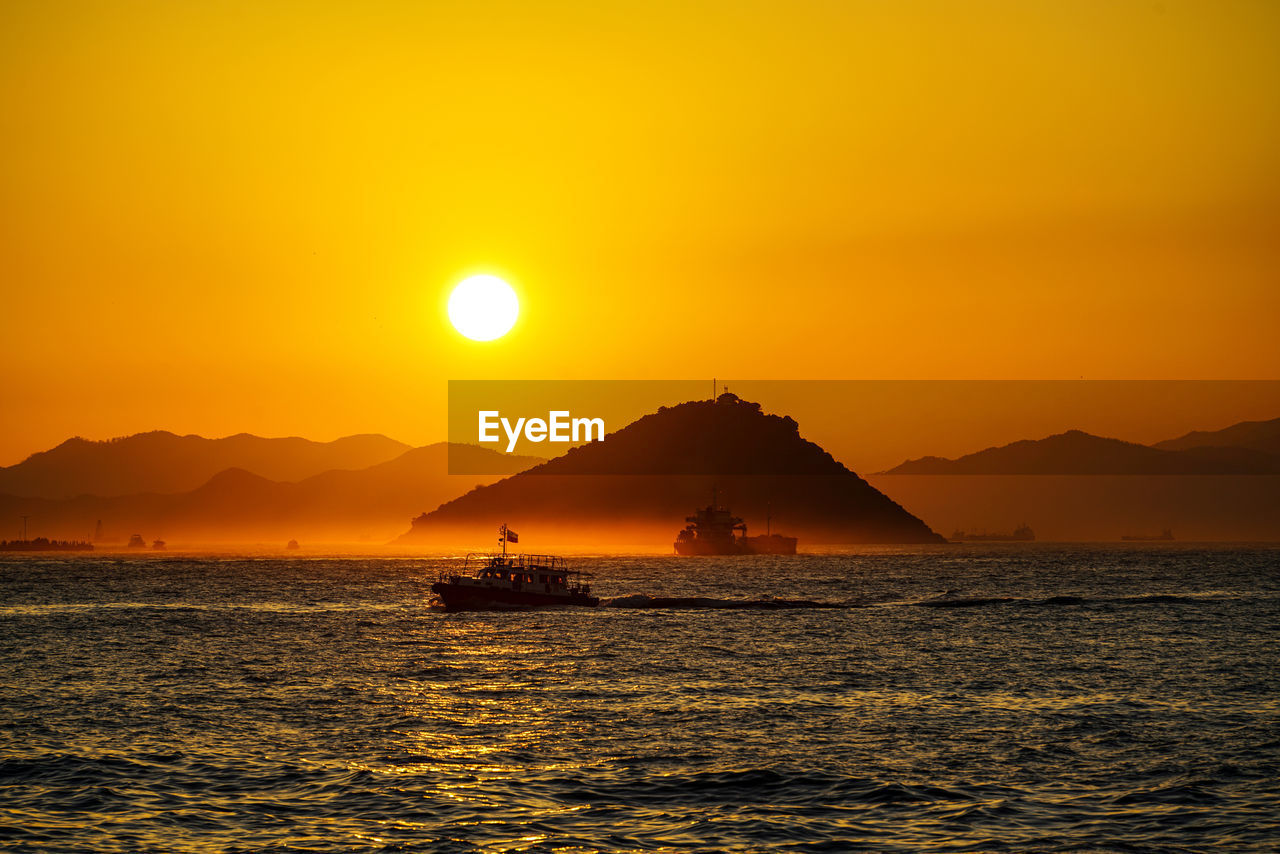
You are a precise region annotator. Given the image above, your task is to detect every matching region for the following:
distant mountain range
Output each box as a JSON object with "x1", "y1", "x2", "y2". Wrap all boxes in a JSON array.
[
  {"x1": 0, "y1": 431, "x2": 413, "y2": 499},
  {"x1": 880, "y1": 417, "x2": 1280, "y2": 475},
  {"x1": 0, "y1": 440, "x2": 541, "y2": 543},
  {"x1": 1152, "y1": 417, "x2": 1280, "y2": 455},
  {"x1": 5, "y1": 412, "x2": 1276, "y2": 546},
  {"x1": 398, "y1": 394, "x2": 945, "y2": 546}
]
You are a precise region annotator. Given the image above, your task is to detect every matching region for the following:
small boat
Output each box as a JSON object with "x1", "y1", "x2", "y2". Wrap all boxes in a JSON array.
[
  {"x1": 432, "y1": 553, "x2": 597, "y2": 611},
  {"x1": 286, "y1": 539, "x2": 300, "y2": 550},
  {"x1": 431, "y1": 526, "x2": 597, "y2": 611},
  {"x1": 1122, "y1": 529, "x2": 1174, "y2": 541},
  {"x1": 950, "y1": 524, "x2": 1035, "y2": 542},
  {"x1": 126, "y1": 534, "x2": 147, "y2": 548},
  {"x1": 151, "y1": 539, "x2": 166, "y2": 550}
]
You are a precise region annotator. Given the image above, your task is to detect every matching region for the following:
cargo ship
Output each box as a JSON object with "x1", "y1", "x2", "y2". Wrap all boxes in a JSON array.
[
  {"x1": 950, "y1": 524, "x2": 1035, "y2": 542},
  {"x1": 1122, "y1": 529, "x2": 1174, "y2": 541},
  {"x1": 674, "y1": 496, "x2": 798, "y2": 555}
]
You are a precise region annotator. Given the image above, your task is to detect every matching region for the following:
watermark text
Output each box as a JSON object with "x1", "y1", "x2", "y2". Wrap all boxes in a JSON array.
[{"x1": 478, "y1": 410, "x2": 605, "y2": 453}]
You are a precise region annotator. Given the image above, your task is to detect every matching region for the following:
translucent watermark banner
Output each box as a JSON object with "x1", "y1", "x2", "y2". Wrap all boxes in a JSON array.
[{"x1": 446, "y1": 379, "x2": 1280, "y2": 476}]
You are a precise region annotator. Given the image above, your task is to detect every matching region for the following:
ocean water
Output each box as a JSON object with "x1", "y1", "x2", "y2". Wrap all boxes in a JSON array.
[{"x1": 2, "y1": 546, "x2": 1278, "y2": 852}]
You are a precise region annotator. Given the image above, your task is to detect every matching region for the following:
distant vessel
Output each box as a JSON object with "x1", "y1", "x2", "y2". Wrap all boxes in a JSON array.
[
  {"x1": 431, "y1": 525, "x2": 598, "y2": 611},
  {"x1": 286, "y1": 539, "x2": 300, "y2": 550},
  {"x1": 950, "y1": 524, "x2": 1035, "y2": 542},
  {"x1": 1122, "y1": 529, "x2": 1174, "y2": 541},
  {"x1": 126, "y1": 534, "x2": 147, "y2": 548},
  {"x1": 151, "y1": 539, "x2": 166, "y2": 550},
  {"x1": 674, "y1": 496, "x2": 798, "y2": 555},
  {"x1": 0, "y1": 538, "x2": 93, "y2": 552}
]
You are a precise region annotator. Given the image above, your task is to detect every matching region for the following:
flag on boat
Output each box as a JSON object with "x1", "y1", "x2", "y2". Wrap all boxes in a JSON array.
[{"x1": 505, "y1": 529, "x2": 519, "y2": 543}]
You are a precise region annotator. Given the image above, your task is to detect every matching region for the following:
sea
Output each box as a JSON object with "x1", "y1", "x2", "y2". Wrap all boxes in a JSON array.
[{"x1": 1, "y1": 545, "x2": 1278, "y2": 852}]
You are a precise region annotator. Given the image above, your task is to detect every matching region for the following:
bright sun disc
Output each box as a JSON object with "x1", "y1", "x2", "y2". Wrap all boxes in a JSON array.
[{"x1": 448, "y1": 275, "x2": 519, "y2": 341}]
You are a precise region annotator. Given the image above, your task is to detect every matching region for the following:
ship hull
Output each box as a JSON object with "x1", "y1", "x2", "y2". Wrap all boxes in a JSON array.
[
  {"x1": 742, "y1": 534, "x2": 798, "y2": 555},
  {"x1": 674, "y1": 539, "x2": 744, "y2": 555},
  {"x1": 952, "y1": 536, "x2": 1034, "y2": 542},
  {"x1": 431, "y1": 581, "x2": 599, "y2": 611},
  {"x1": 674, "y1": 536, "x2": 798, "y2": 556}
]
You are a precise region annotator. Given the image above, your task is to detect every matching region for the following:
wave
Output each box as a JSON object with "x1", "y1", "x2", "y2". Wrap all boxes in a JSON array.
[
  {"x1": 545, "y1": 767, "x2": 1014, "y2": 808},
  {"x1": 1105, "y1": 593, "x2": 1216, "y2": 605},
  {"x1": 909, "y1": 593, "x2": 1016, "y2": 608},
  {"x1": 892, "y1": 590, "x2": 1246, "y2": 610},
  {"x1": 604, "y1": 595, "x2": 855, "y2": 610},
  {"x1": 594, "y1": 591, "x2": 1243, "y2": 612}
]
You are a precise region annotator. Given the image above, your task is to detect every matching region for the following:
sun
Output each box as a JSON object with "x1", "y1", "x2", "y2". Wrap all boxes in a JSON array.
[{"x1": 447, "y1": 275, "x2": 519, "y2": 341}]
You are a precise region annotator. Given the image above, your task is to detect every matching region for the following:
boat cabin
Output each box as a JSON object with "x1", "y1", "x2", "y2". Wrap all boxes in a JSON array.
[{"x1": 442, "y1": 553, "x2": 593, "y2": 597}]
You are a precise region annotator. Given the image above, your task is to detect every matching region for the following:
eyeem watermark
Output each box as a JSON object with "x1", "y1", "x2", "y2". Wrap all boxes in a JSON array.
[
  {"x1": 448, "y1": 379, "x2": 1280, "y2": 475},
  {"x1": 478, "y1": 410, "x2": 605, "y2": 453}
]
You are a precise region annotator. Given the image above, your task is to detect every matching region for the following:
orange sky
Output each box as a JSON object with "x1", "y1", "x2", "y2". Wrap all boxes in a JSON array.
[{"x1": 2, "y1": 1, "x2": 1278, "y2": 464}]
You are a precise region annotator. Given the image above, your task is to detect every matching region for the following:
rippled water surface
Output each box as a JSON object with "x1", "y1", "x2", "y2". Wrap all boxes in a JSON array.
[{"x1": 2, "y1": 546, "x2": 1279, "y2": 852}]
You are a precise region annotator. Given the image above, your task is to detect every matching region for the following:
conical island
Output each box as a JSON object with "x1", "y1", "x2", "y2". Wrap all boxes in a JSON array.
[{"x1": 398, "y1": 394, "x2": 945, "y2": 547}]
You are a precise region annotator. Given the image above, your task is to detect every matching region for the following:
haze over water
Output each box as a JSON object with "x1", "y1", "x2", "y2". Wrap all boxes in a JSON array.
[{"x1": 2, "y1": 545, "x2": 1277, "y2": 851}]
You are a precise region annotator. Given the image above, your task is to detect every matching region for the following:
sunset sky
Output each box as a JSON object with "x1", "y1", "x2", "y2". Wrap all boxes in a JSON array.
[{"x1": 2, "y1": 0, "x2": 1278, "y2": 464}]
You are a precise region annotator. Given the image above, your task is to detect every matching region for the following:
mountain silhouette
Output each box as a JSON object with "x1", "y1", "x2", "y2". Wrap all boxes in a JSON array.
[
  {"x1": 1152, "y1": 416, "x2": 1280, "y2": 455},
  {"x1": 397, "y1": 395, "x2": 945, "y2": 546},
  {"x1": 880, "y1": 427, "x2": 1280, "y2": 475},
  {"x1": 0, "y1": 431, "x2": 413, "y2": 499},
  {"x1": 0, "y1": 443, "x2": 542, "y2": 543}
]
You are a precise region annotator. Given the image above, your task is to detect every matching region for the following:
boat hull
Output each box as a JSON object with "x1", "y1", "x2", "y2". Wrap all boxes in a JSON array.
[
  {"x1": 674, "y1": 535, "x2": 798, "y2": 555},
  {"x1": 431, "y1": 581, "x2": 599, "y2": 611},
  {"x1": 951, "y1": 536, "x2": 1035, "y2": 542},
  {"x1": 742, "y1": 534, "x2": 798, "y2": 555}
]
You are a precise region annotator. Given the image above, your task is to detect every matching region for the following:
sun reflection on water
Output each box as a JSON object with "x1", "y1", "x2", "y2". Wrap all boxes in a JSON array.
[{"x1": 2, "y1": 550, "x2": 1278, "y2": 850}]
